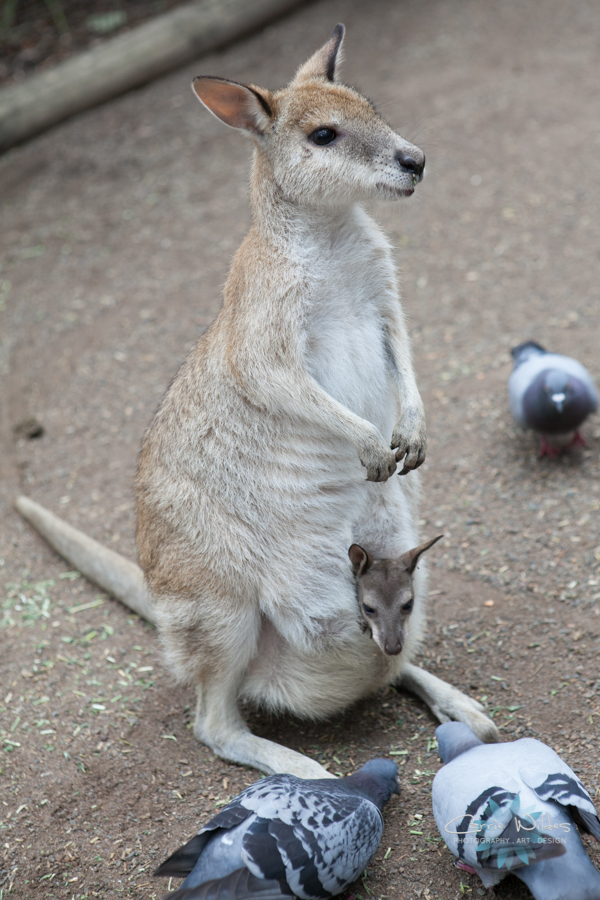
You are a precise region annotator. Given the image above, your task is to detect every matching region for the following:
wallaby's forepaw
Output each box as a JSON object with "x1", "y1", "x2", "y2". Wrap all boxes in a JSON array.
[
  {"x1": 359, "y1": 430, "x2": 398, "y2": 482},
  {"x1": 391, "y1": 413, "x2": 426, "y2": 476}
]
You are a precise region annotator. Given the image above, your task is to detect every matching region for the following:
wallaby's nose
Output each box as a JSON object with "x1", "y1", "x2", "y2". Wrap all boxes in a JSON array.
[
  {"x1": 384, "y1": 639, "x2": 403, "y2": 656},
  {"x1": 395, "y1": 151, "x2": 425, "y2": 179}
]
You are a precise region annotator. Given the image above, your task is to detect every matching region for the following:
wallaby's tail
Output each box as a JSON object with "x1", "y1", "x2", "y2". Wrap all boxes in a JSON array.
[{"x1": 15, "y1": 495, "x2": 155, "y2": 625}]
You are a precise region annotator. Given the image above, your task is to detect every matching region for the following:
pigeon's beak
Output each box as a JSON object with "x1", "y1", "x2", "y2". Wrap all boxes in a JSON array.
[
  {"x1": 393, "y1": 774, "x2": 401, "y2": 795},
  {"x1": 551, "y1": 392, "x2": 566, "y2": 413}
]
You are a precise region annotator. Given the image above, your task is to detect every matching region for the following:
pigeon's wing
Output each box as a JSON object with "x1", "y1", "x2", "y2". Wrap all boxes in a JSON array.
[
  {"x1": 155, "y1": 775, "x2": 335, "y2": 885},
  {"x1": 433, "y1": 764, "x2": 567, "y2": 893},
  {"x1": 443, "y1": 784, "x2": 519, "y2": 868},
  {"x1": 157, "y1": 774, "x2": 384, "y2": 899},
  {"x1": 241, "y1": 787, "x2": 383, "y2": 900},
  {"x1": 472, "y1": 793, "x2": 566, "y2": 873},
  {"x1": 519, "y1": 739, "x2": 600, "y2": 842},
  {"x1": 433, "y1": 758, "x2": 522, "y2": 868},
  {"x1": 154, "y1": 797, "x2": 256, "y2": 877},
  {"x1": 449, "y1": 785, "x2": 564, "y2": 872},
  {"x1": 509, "y1": 361, "x2": 536, "y2": 427},
  {"x1": 162, "y1": 867, "x2": 293, "y2": 900}
]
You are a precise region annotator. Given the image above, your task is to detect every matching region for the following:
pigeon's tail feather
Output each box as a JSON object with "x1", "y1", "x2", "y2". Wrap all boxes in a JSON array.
[
  {"x1": 511, "y1": 341, "x2": 546, "y2": 366},
  {"x1": 477, "y1": 815, "x2": 566, "y2": 871},
  {"x1": 572, "y1": 807, "x2": 600, "y2": 843},
  {"x1": 162, "y1": 868, "x2": 293, "y2": 900},
  {"x1": 154, "y1": 834, "x2": 212, "y2": 878}
]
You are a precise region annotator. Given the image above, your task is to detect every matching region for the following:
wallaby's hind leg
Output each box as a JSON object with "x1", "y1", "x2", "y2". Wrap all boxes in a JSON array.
[
  {"x1": 158, "y1": 600, "x2": 333, "y2": 779},
  {"x1": 194, "y1": 677, "x2": 333, "y2": 778},
  {"x1": 400, "y1": 662, "x2": 500, "y2": 743}
]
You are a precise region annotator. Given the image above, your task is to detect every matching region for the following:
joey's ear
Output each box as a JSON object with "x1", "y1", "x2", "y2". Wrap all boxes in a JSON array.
[
  {"x1": 293, "y1": 23, "x2": 345, "y2": 83},
  {"x1": 400, "y1": 535, "x2": 444, "y2": 575},
  {"x1": 349, "y1": 544, "x2": 373, "y2": 578},
  {"x1": 191, "y1": 76, "x2": 273, "y2": 135}
]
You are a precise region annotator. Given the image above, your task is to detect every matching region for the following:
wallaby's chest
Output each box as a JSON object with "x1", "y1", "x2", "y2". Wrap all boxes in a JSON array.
[{"x1": 302, "y1": 222, "x2": 398, "y2": 428}]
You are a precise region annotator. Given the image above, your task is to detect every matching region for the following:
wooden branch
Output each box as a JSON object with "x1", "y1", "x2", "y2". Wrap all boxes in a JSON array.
[{"x1": 0, "y1": 0, "x2": 307, "y2": 153}]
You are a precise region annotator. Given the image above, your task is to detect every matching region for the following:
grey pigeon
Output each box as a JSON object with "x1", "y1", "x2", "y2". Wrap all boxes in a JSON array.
[
  {"x1": 509, "y1": 341, "x2": 598, "y2": 457},
  {"x1": 432, "y1": 722, "x2": 600, "y2": 900},
  {"x1": 154, "y1": 759, "x2": 399, "y2": 900}
]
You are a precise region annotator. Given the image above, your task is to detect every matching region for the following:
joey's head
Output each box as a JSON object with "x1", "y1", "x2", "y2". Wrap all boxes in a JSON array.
[
  {"x1": 191, "y1": 24, "x2": 425, "y2": 209},
  {"x1": 349, "y1": 535, "x2": 443, "y2": 656}
]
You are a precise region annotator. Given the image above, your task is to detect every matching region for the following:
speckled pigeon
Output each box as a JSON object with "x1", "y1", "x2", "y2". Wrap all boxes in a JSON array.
[
  {"x1": 432, "y1": 722, "x2": 600, "y2": 900},
  {"x1": 154, "y1": 759, "x2": 399, "y2": 900},
  {"x1": 509, "y1": 341, "x2": 598, "y2": 457}
]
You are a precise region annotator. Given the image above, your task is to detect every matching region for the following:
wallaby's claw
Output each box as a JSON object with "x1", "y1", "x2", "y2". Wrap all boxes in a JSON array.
[
  {"x1": 366, "y1": 455, "x2": 398, "y2": 482},
  {"x1": 394, "y1": 442, "x2": 426, "y2": 474},
  {"x1": 391, "y1": 415, "x2": 427, "y2": 475}
]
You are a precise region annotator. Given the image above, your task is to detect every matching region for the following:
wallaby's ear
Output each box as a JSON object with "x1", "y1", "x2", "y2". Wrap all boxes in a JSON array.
[
  {"x1": 400, "y1": 535, "x2": 444, "y2": 575},
  {"x1": 349, "y1": 544, "x2": 373, "y2": 578},
  {"x1": 191, "y1": 76, "x2": 273, "y2": 135},
  {"x1": 293, "y1": 23, "x2": 345, "y2": 84}
]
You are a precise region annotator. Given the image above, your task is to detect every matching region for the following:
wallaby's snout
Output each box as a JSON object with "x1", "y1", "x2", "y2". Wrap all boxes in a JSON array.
[
  {"x1": 395, "y1": 148, "x2": 425, "y2": 183},
  {"x1": 383, "y1": 635, "x2": 404, "y2": 656}
]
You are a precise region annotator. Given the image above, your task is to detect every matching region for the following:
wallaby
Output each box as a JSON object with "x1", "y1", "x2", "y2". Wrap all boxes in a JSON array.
[
  {"x1": 350, "y1": 535, "x2": 443, "y2": 656},
  {"x1": 16, "y1": 25, "x2": 498, "y2": 780}
]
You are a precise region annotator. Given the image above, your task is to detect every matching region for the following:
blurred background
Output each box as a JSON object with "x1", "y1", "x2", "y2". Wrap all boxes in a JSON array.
[{"x1": 1, "y1": 0, "x2": 190, "y2": 83}]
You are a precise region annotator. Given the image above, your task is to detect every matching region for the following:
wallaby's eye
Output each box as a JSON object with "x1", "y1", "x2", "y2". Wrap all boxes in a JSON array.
[
  {"x1": 402, "y1": 599, "x2": 414, "y2": 613},
  {"x1": 362, "y1": 604, "x2": 376, "y2": 617},
  {"x1": 310, "y1": 127, "x2": 337, "y2": 146}
]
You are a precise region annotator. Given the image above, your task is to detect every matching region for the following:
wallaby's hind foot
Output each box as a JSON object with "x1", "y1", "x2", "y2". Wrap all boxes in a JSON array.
[
  {"x1": 400, "y1": 662, "x2": 500, "y2": 743},
  {"x1": 196, "y1": 723, "x2": 335, "y2": 779},
  {"x1": 193, "y1": 684, "x2": 334, "y2": 779},
  {"x1": 15, "y1": 496, "x2": 155, "y2": 623}
]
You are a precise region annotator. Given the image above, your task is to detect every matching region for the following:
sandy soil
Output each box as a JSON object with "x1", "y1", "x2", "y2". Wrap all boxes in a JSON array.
[{"x1": 1, "y1": 0, "x2": 599, "y2": 897}]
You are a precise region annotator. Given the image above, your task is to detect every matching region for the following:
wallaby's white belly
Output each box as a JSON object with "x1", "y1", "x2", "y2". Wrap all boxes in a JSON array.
[
  {"x1": 304, "y1": 293, "x2": 396, "y2": 439},
  {"x1": 303, "y1": 210, "x2": 399, "y2": 439}
]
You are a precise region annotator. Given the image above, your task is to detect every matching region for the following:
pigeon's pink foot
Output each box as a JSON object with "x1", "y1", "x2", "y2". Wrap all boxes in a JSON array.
[
  {"x1": 455, "y1": 860, "x2": 478, "y2": 875},
  {"x1": 538, "y1": 435, "x2": 562, "y2": 458},
  {"x1": 569, "y1": 429, "x2": 587, "y2": 449}
]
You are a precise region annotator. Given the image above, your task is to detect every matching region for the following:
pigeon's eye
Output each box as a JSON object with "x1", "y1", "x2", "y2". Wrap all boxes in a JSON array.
[
  {"x1": 402, "y1": 599, "x2": 414, "y2": 613},
  {"x1": 362, "y1": 604, "x2": 376, "y2": 617},
  {"x1": 310, "y1": 128, "x2": 337, "y2": 146}
]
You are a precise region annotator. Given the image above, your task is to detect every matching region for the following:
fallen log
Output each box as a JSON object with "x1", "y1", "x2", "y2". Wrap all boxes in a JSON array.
[{"x1": 0, "y1": 0, "x2": 307, "y2": 153}]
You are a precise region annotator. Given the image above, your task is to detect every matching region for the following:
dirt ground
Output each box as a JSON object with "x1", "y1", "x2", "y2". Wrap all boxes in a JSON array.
[{"x1": 1, "y1": 0, "x2": 600, "y2": 897}]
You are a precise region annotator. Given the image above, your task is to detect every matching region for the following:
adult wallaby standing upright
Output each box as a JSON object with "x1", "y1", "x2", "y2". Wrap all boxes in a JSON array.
[{"x1": 17, "y1": 25, "x2": 498, "y2": 779}]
